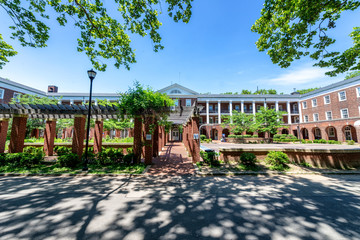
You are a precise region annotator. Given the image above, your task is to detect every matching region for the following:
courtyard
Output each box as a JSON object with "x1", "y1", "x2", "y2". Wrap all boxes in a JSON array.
[{"x1": 0, "y1": 174, "x2": 360, "y2": 239}]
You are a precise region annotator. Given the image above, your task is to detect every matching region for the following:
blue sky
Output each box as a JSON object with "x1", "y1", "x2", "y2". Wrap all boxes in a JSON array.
[{"x1": 0, "y1": 1, "x2": 359, "y2": 94}]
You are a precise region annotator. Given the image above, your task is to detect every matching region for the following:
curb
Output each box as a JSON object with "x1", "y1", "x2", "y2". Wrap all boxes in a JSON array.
[
  {"x1": 0, "y1": 173, "x2": 146, "y2": 177},
  {"x1": 194, "y1": 170, "x2": 360, "y2": 176}
]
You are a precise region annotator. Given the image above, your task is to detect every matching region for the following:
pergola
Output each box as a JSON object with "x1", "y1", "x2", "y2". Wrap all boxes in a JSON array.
[{"x1": 0, "y1": 103, "x2": 201, "y2": 164}]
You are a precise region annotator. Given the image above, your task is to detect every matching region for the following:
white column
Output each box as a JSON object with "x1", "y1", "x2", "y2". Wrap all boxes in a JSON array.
[
  {"x1": 241, "y1": 100, "x2": 244, "y2": 113},
  {"x1": 206, "y1": 100, "x2": 210, "y2": 124},
  {"x1": 218, "y1": 100, "x2": 221, "y2": 124},
  {"x1": 252, "y1": 101, "x2": 256, "y2": 115},
  {"x1": 70, "y1": 99, "x2": 74, "y2": 105},
  {"x1": 287, "y1": 101, "x2": 291, "y2": 124},
  {"x1": 94, "y1": 99, "x2": 98, "y2": 106},
  {"x1": 298, "y1": 101, "x2": 303, "y2": 123},
  {"x1": 229, "y1": 100, "x2": 233, "y2": 124},
  {"x1": 264, "y1": 101, "x2": 267, "y2": 109},
  {"x1": 58, "y1": 99, "x2": 62, "y2": 104},
  {"x1": 275, "y1": 101, "x2": 279, "y2": 112}
]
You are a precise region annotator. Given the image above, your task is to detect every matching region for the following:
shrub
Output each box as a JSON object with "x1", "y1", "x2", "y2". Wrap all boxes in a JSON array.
[
  {"x1": 4, "y1": 152, "x2": 43, "y2": 168},
  {"x1": 306, "y1": 140, "x2": 313, "y2": 144},
  {"x1": 23, "y1": 146, "x2": 43, "y2": 155},
  {"x1": 0, "y1": 153, "x2": 6, "y2": 166},
  {"x1": 200, "y1": 151, "x2": 220, "y2": 166},
  {"x1": 58, "y1": 153, "x2": 81, "y2": 168},
  {"x1": 252, "y1": 135, "x2": 259, "y2": 138},
  {"x1": 123, "y1": 153, "x2": 135, "y2": 165},
  {"x1": 240, "y1": 152, "x2": 256, "y2": 167},
  {"x1": 265, "y1": 151, "x2": 290, "y2": 171},
  {"x1": 200, "y1": 135, "x2": 207, "y2": 141},
  {"x1": 301, "y1": 139, "x2": 306, "y2": 144},
  {"x1": 54, "y1": 146, "x2": 71, "y2": 156},
  {"x1": 347, "y1": 140, "x2": 355, "y2": 145}
]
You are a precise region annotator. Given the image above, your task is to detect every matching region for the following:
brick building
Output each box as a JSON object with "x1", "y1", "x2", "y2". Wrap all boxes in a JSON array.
[{"x1": 2, "y1": 76, "x2": 360, "y2": 142}]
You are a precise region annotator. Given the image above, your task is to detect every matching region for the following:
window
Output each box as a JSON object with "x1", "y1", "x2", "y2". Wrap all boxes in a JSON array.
[
  {"x1": 313, "y1": 113, "x2": 319, "y2": 122},
  {"x1": 324, "y1": 95, "x2": 330, "y2": 104},
  {"x1": 341, "y1": 108, "x2": 349, "y2": 118},
  {"x1": 338, "y1": 91, "x2": 346, "y2": 101},
  {"x1": 312, "y1": 99, "x2": 317, "y2": 107},
  {"x1": 235, "y1": 105, "x2": 240, "y2": 111},
  {"x1": 215, "y1": 117, "x2": 219, "y2": 123},
  {"x1": 304, "y1": 115, "x2": 309, "y2": 123},
  {"x1": 0, "y1": 89, "x2": 4, "y2": 99},
  {"x1": 244, "y1": 105, "x2": 247, "y2": 111},
  {"x1": 328, "y1": 127, "x2": 335, "y2": 137},
  {"x1": 13, "y1": 92, "x2": 21, "y2": 102},
  {"x1": 249, "y1": 105, "x2": 253, "y2": 111},
  {"x1": 209, "y1": 117, "x2": 214, "y2": 124},
  {"x1": 170, "y1": 89, "x2": 181, "y2": 94},
  {"x1": 326, "y1": 111, "x2": 332, "y2": 120},
  {"x1": 279, "y1": 105, "x2": 283, "y2": 111},
  {"x1": 271, "y1": 105, "x2": 275, "y2": 109},
  {"x1": 186, "y1": 99, "x2": 191, "y2": 107},
  {"x1": 256, "y1": 105, "x2": 261, "y2": 111},
  {"x1": 302, "y1": 101, "x2": 307, "y2": 109},
  {"x1": 357, "y1": 87, "x2": 360, "y2": 97},
  {"x1": 209, "y1": 105, "x2": 213, "y2": 111}
]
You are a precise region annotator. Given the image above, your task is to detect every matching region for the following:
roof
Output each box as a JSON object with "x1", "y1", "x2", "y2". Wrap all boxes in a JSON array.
[
  {"x1": 157, "y1": 83, "x2": 199, "y2": 95},
  {"x1": 0, "y1": 77, "x2": 47, "y2": 96}
]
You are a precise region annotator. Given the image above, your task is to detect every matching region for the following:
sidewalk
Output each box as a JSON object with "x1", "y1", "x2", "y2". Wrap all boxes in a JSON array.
[{"x1": 146, "y1": 142, "x2": 195, "y2": 176}]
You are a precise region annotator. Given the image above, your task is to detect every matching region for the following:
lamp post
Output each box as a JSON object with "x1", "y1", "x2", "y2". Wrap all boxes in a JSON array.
[{"x1": 83, "y1": 69, "x2": 97, "y2": 171}]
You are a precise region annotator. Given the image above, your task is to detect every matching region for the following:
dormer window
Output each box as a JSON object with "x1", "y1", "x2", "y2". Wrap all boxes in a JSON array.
[{"x1": 170, "y1": 89, "x2": 181, "y2": 94}]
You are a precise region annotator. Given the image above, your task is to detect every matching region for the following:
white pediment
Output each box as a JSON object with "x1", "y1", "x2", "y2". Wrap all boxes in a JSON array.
[{"x1": 158, "y1": 83, "x2": 198, "y2": 95}]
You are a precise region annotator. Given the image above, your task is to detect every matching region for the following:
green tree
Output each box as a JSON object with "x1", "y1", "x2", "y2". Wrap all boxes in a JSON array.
[
  {"x1": 252, "y1": 0, "x2": 360, "y2": 76},
  {"x1": 297, "y1": 88, "x2": 319, "y2": 94},
  {"x1": 0, "y1": 0, "x2": 193, "y2": 71},
  {"x1": 118, "y1": 81, "x2": 173, "y2": 162},
  {"x1": 222, "y1": 110, "x2": 255, "y2": 135},
  {"x1": 344, "y1": 70, "x2": 360, "y2": 80},
  {"x1": 241, "y1": 89, "x2": 252, "y2": 94},
  {"x1": 254, "y1": 107, "x2": 286, "y2": 135}
]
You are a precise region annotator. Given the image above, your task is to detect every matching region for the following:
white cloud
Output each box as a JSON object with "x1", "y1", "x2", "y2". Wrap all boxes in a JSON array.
[{"x1": 264, "y1": 67, "x2": 329, "y2": 85}]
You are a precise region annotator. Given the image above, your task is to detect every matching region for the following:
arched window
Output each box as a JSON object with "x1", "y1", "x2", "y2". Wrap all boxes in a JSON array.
[{"x1": 170, "y1": 89, "x2": 181, "y2": 94}]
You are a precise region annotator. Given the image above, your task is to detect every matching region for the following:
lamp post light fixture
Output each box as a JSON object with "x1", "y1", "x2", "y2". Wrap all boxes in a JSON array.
[{"x1": 83, "y1": 69, "x2": 97, "y2": 171}]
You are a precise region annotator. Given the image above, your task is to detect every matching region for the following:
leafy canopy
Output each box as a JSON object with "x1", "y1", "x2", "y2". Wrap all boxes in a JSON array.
[
  {"x1": 297, "y1": 88, "x2": 319, "y2": 94},
  {"x1": 118, "y1": 81, "x2": 174, "y2": 117},
  {"x1": 0, "y1": 0, "x2": 193, "y2": 71},
  {"x1": 252, "y1": 0, "x2": 360, "y2": 76},
  {"x1": 254, "y1": 107, "x2": 286, "y2": 134},
  {"x1": 222, "y1": 110, "x2": 255, "y2": 135}
]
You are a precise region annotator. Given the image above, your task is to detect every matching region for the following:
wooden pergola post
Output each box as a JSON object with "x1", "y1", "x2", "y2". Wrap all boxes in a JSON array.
[
  {"x1": 0, "y1": 118, "x2": 9, "y2": 153},
  {"x1": 94, "y1": 119, "x2": 103, "y2": 154},
  {"x1": 72, "y1": 115, "x2": 86, "y2": 158},
  {"x1": 9, "y1": 114, "x2": 28, "y2": 153},
  {"x1": 44, "y1": 119, "x2": 57, "y2": 156},
  {"x1": 144, "y1": 115, "x2": 154, "y2": 165},
  {"x1": 152, "y1": 121, "x2": 159, "y2": 157}
]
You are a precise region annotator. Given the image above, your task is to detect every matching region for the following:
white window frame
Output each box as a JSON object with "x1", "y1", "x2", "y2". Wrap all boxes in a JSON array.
[
  {"x1": 279, "y1": 105, "x2": 283, "y2": 111},
  {"x1": 13, "y1": 92, "x2": 21, "y2": 102},
  {"x1": 302, "y1": 101, "x2": 307, "y2": 109},
  {"x1": 326, "y1": 111, "x2": 332, "y2": 120},
  {"x1": 324, "y1": 95, "x2": 330, "y2": 104},
  {"x1": 304, "y1": 115, "x2": 309, "y2": 123},
  {"x1": 185, "y1": 99, "x2": 191, "y2": 107},
  {"x1": 235, "y1": 105, "x2": 240, "y2": 111},
  {"x1": 0, "y1": 88, "x2": 4, "y2": 99},
  {"x1": 312, "y1": 99, "x2": 317, "y2": 107},
  {"x1": 313, "y1": 113, "x2": 319, "y2": 122},
  {"x1": 328, "y1": 127, "x2": 335, "y2": 137},
  {"x1": 341, "y1": 108, "x2": 349, "y2": 119},
  {"x1": 209, "y1": 117, "x2": 214, "y2": 124},
  {"x1": 173, "y1": 99, "x2": 179, "y2": 107},
  {"x1": 338, "y1": 91, "x2": 346, "y2": 101},
  {"x1": 357, "y1": 87, "x2": 360, "y2": 98},
  {"x1": 256, "y1": 105, "x2": 261, "y2": 111}
]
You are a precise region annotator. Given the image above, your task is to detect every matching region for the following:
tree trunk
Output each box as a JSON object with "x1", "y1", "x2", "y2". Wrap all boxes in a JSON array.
[{"x1": 133, "y1": 116, "x2": 143, "y2": 164}]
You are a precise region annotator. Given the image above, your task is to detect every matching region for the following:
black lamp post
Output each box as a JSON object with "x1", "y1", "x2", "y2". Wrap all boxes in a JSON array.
[{"x1": 83, "y1": 69, "x2": 97, "y2": 171}]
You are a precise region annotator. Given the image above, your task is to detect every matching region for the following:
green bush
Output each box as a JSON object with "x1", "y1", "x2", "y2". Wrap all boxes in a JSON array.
[
  {"x1": 54, "y1": 146, "x2": 72, "y2": 156},
  {"x1": 58, "y1": 153, "x2": 81, "y2": 168},
  {"x1": 0, "y1": 153, "x2": 6, "y2": 166},
  {"x1": 200, "y1": 135, "x2": 207, "y2": 141},
  {"x1": 327, "y1": 140, "x2": 341, "y2": 144},
  {"x1": 4, "y1": 152, "x2": 43, "y2": 168},
  {"x1": 318, "y1": 139, "x2": 327, "y2": 144},
  {"x1": 252, "y1": 135, "x2": 259, "y2": 138},
  {"x1": 265, "y1": 151, "x2": 290, "y2": 171},
  {"x1": 240, "y1": 152, "x2": 256, "y2": 167},
  {"x1": 200, "y1": 151, "x2": 220, "y2": 166},
  {"x1": 346, "y1": 140, "x2": 355, "y2": 145},
  {"x1": 123, "y1": 153, "x2": 135, "y2": 165}
]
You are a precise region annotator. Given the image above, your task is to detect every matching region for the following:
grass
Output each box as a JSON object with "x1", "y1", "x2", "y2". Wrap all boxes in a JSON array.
[{"x1": 0, "y1": 162, "x2": 146, "y2": 175}]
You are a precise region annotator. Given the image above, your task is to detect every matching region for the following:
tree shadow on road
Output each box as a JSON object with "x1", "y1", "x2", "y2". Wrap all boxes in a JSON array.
[{"x1": 0, "y1": 174, "x2": 359, "y2": 239}]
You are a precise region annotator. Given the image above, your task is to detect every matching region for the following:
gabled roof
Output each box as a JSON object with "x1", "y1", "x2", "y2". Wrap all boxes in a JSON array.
[
  {"x1": 0, "y1": 77, "x2": 46, "y2": 96},
  {"x1": 157, "y1": 83, "x2": 199, "y2": 95}
]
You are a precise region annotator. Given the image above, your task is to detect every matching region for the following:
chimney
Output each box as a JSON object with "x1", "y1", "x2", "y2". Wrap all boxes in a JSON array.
[{"x1": 48, "y1": 85, "x2": 58, "y2": 93}]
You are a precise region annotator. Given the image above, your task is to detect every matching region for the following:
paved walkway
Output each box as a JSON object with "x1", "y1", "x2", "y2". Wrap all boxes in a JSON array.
[{"x1": 146, "y1": 142, "x2": 195, "y2": 176}]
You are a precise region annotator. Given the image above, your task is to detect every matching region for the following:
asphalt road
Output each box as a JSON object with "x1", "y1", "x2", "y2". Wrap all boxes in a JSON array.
[{"x1": 1, "y1": 175, "x2": 360, "y2": 240}]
